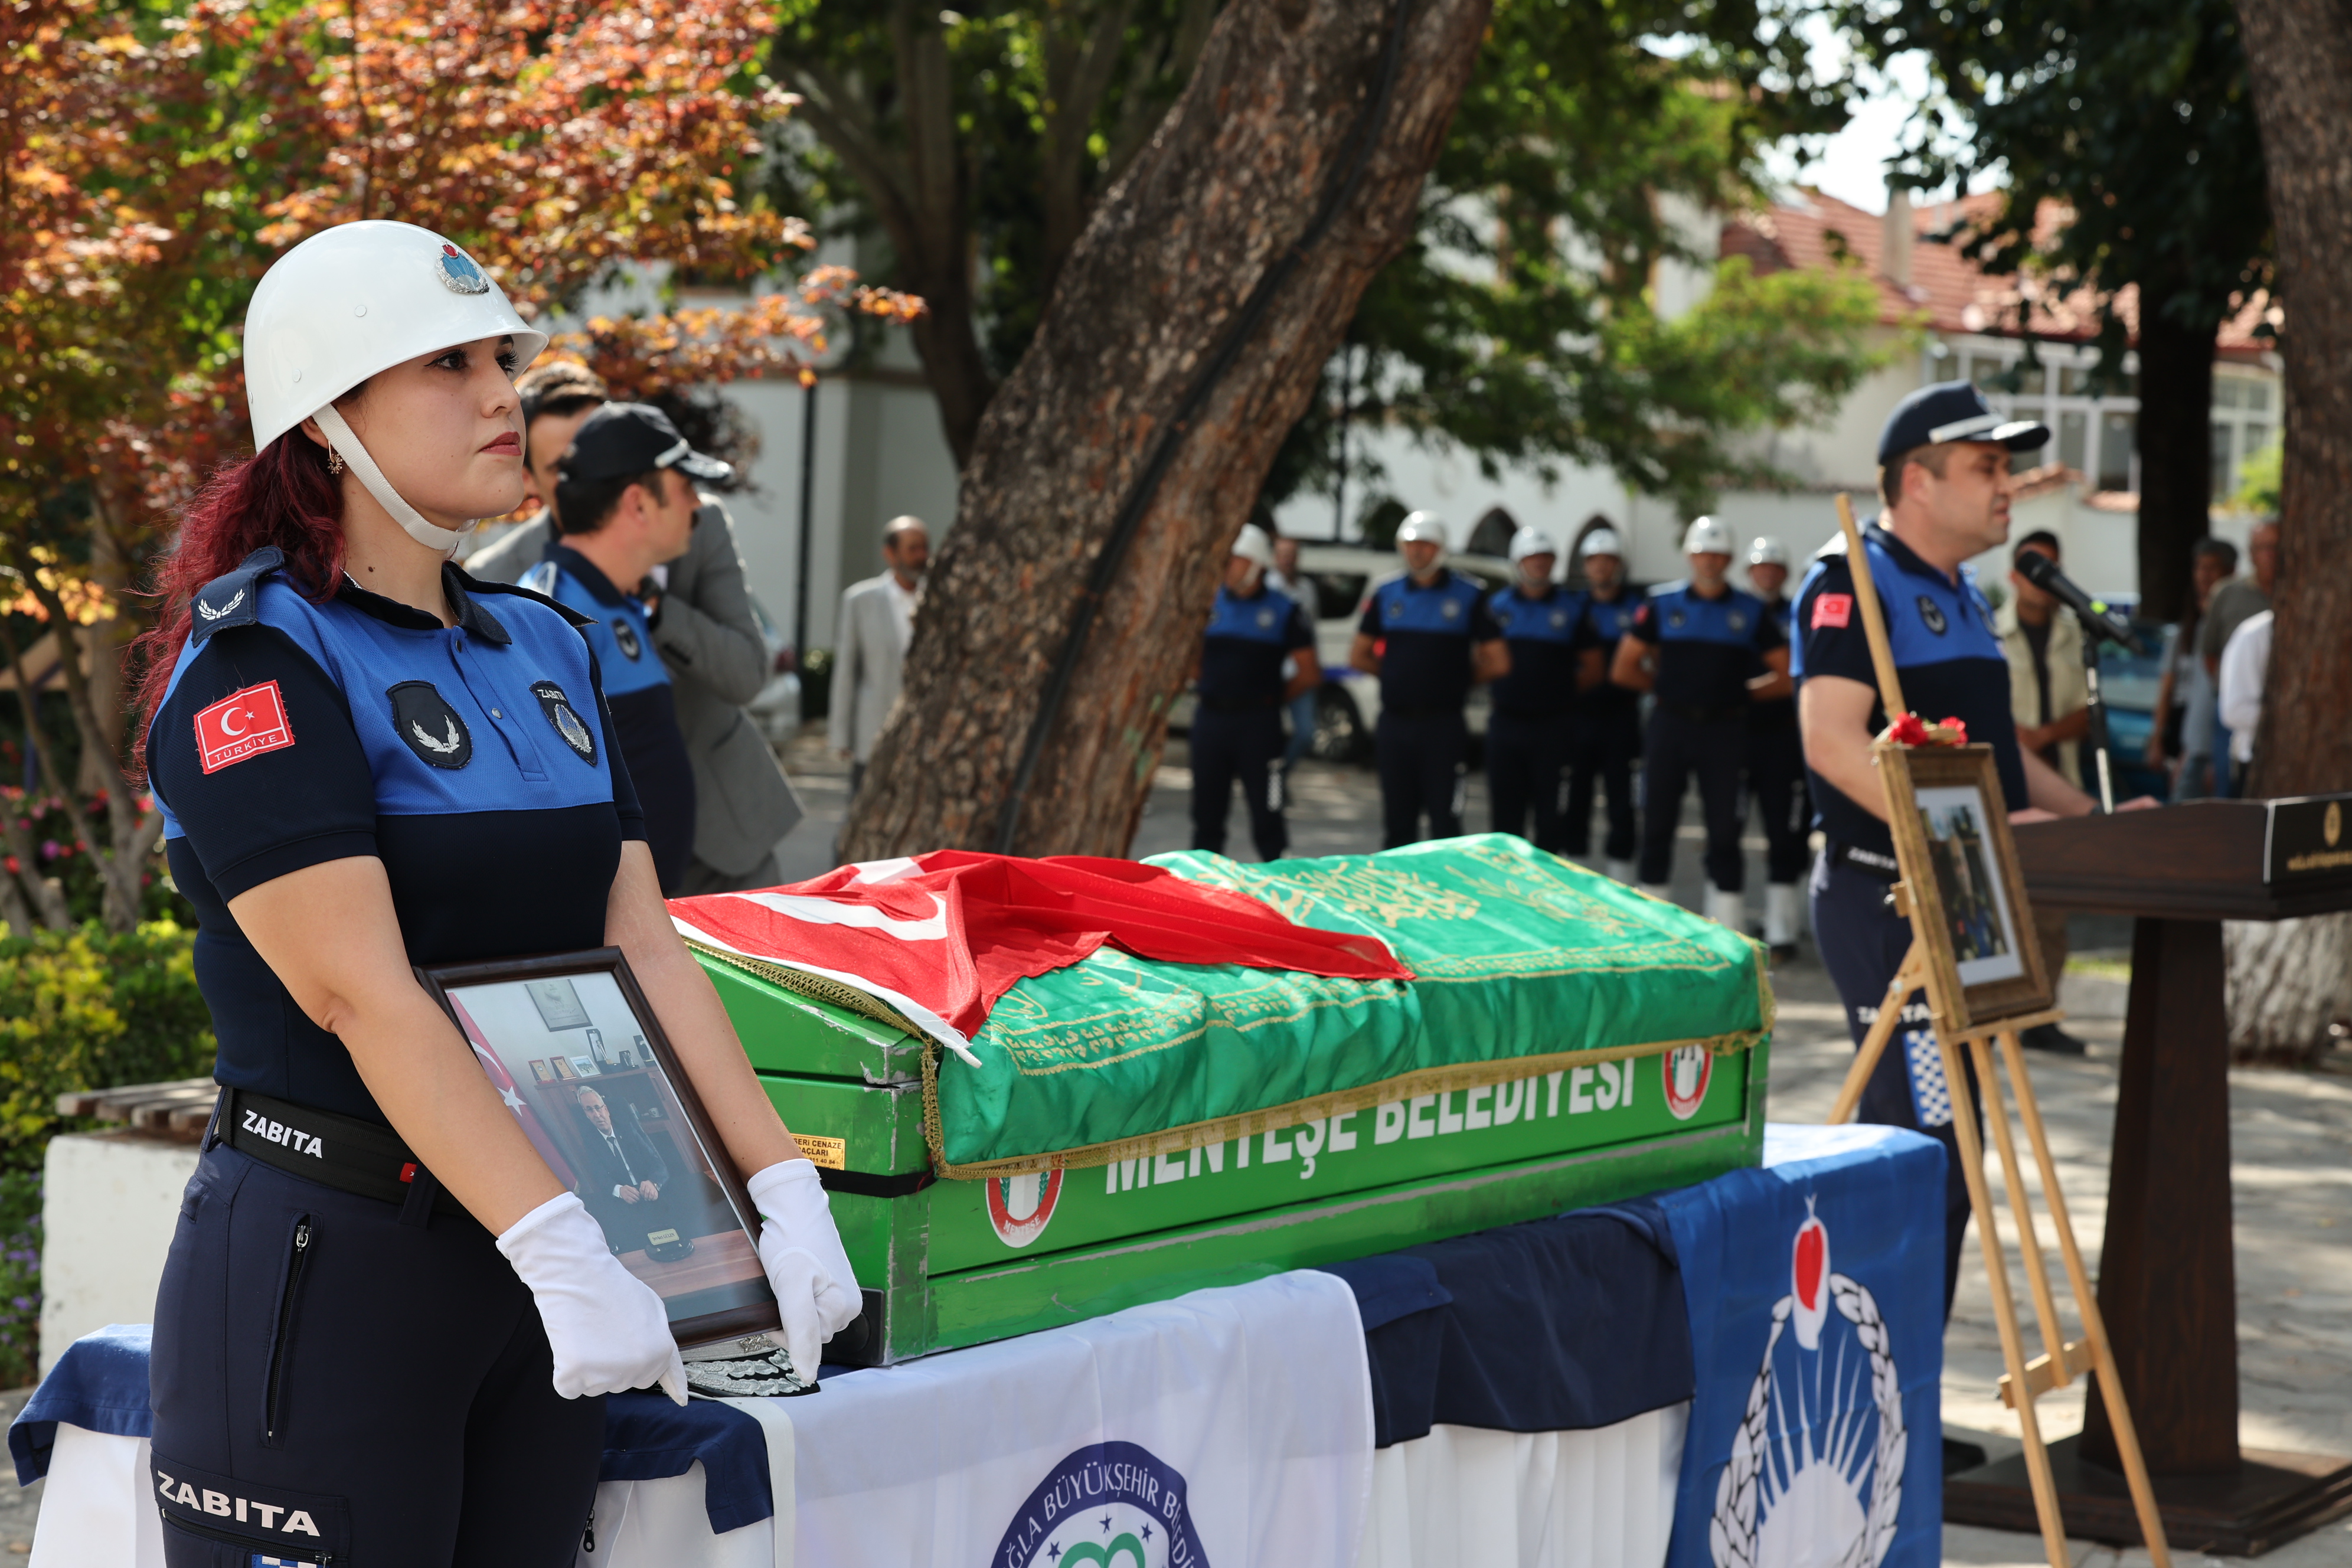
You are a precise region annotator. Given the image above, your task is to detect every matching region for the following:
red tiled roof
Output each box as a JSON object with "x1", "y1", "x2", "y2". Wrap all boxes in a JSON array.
[{"x1": 1721, "y1": 190, "x2": 2275, "y2": 361}]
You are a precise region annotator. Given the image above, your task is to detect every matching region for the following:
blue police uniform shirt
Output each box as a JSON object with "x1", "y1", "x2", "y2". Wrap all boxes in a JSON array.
[
  {"x1": 1625, "y1": 582, "x2": 1786, "y2": 710},
  {"x1": 147, "y1": 548, "x2": 642, "y2": 1126},
  {"x1": 1791, "y1": 522, "x2": 2028, "y2": 858},
  {"x1": 1197, "y1": 583, "x2": 1313, "y2": 710},
  {"x1": 1577, "y1": 586, "x2": 1647, "y2": 714},
  {"x1": 1750, "y1": 595, "x2": 1798, "y2": 731},
  {"x1": 1356, "y1": 568, "x2": 1503, "y2": 714},
  {"x1": 524, "y1": 541, "x2": 696, "y2": 886},
  {"x1": 1487, "y1": 584, "x2": 1593, "y2": 720}
]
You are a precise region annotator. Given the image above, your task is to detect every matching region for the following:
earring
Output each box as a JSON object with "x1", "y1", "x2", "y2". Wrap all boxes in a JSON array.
[{"x1": 328, "y1": 447, "x2": 344, "y2": 475}]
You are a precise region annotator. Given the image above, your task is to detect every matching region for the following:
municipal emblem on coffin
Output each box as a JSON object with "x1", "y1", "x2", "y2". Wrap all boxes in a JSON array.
[
  {"x1": 387, "y1": 681, "x2": 472, "y2": 769},
  {"x1": 1662, "y1": 1044, "x2": 1712, "y2": 1121},
  {"x1": 531, "y1": 680, "x2": 596, "y2": 764},
  {"x1": 1916, "y1": 596, "x2": 1948, "y2": 635},
  {"x1": 985, "y1": 1170, "x2": 1063, "y2": 1249},
  {"x1": 1711, "y1": 1202, "x2": 1904, "y2": 1568},
  {"x1": 613, "y1": 619, "x2": 644, "y2": 661},
  {"x1": 996, "y1": 1441, "x2": 1208, "y2": 1568}
]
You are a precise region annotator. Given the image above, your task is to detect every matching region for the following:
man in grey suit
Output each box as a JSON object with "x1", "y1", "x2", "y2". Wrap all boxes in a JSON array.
[
  {"x1": 469, "y1": 373, "x2": 803, "y2": 891},
  {"x1": 830, "y1": 517, "x2": 930, "y2": 797}
]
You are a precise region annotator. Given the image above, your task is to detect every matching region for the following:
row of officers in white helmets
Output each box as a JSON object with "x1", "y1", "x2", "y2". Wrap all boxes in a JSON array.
[{"x1": 1196, "y1": 511, "x2": 1809, "y2": 956}]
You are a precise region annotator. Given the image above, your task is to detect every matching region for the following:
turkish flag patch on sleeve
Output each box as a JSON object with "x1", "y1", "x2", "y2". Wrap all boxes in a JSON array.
[
  {"x1": 194, "y1": 681, "x2": 295, "y2": 773},
  {"x1": 1811, "y1": 592, "x2": 1854, "y2": 630}
]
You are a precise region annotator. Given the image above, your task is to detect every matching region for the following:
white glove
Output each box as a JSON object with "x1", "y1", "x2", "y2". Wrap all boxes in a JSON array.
[
  {"x1": 747, "y1": 1159, "x2": 864, "y2": 1382},
  {"x1": 497, "y1": 1192, "x2": 688, "y2": 1406}
]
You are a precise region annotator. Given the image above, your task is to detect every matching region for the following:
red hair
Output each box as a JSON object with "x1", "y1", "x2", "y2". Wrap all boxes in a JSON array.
[{"x1": 131, "y1": 433, "x2": 348, "y2": 776}]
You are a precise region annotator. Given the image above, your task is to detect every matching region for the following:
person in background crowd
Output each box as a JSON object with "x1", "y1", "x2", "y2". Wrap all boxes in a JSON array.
[
  {"x1": 1613, "y1": 515, "x2": 1789, "y2": 929},
  {"x1": 1742, "y1": 537, "x2": 1807, "y2": 960},
  {"x1": 526, "y1": 404, "x2": 718, "y2": 892},
  {"x1": 831, "y1": 516, "x2": 930, "y2": 798},
  {"x1": 2218, "y1": 607, "x2": 2273, "y2": 787},
  {"x1": 2202, "y1": 518, "x2": 2278, "y2": 796},
  {"x1": 2155, "y1": 538, "x2": 2236, "y2": 801},
  {"x1": 1563, "y1": 527, "x2": 1645, "y2": 881},
  {"x1": 1192, "y1": 524, "x2": 1319, "y2": 861},
  {"x1": 1995, "y1": 530, "x2": 2092, "y2": 1056},
  {"x1": 1485, "y1": 527, "x2": 1602, "y2": 852},
  {"x1": 1266, "y1": 530, "x2": 1322, "y2": 776},
  {"x1": 1350, "y1": 511, "x2": 1508, "y2": 847},
  {"x1": 474, "y1": 373, "x2": 799, "y2": 892}
]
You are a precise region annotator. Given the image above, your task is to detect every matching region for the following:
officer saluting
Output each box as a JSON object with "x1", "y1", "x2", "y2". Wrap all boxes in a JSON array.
[
  {"x1": 1612, "y1": 516, "x2": 1791, "y2": 926},
  {"x1": 1191, "y1": 524, "x2": 1319, "y2": 860},
  {"x1": 1563, "y1": 527, "x2": 1644, "y2": 881},
  {"x1": 1350, "y1": 511, "x2": 1508, "y2": 847},
  {"x1": 1794, "y1": 380, "x2": 2115, "y2": 1339},
  {"x1": 1742, "y1": 536, "x2": 1809, "y2": 959},
  {"x1": 1485, "y1": 527, "x2": 1602, "y2": 851}
]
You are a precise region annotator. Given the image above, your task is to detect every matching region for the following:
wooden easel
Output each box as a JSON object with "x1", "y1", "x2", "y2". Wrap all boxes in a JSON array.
[{"x1": 1821, "y1": 494, "x2": 2172, "y2": 1568}]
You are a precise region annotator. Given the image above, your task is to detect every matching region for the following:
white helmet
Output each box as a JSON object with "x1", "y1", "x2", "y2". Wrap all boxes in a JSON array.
[
  {"x1": 1394, "y1": 510, "x2": 1448, "y2": 549},
  {"x1": 1230, "y1": 523, "x2": 1273, "y2": 569},
  {"x1": 1682, "y1": 515, "x2": 1734, "y2": 556},
  {"x1": 243, "y1": 221, "x2": 548, "y2": 555},
  {"x1": 1579, "y1": 527, "x2": 1623, "y2": 560},
  {"x1": 1747, "y1": 535, "x2": 1791, "y2": 567},
  {"x1": 1507, "y1": 525, "x2": 1559, "y2": 564}
]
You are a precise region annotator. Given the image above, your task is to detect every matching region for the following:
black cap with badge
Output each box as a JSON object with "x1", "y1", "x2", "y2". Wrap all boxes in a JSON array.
[
  {"x1": 557, "y1": 402, "x2": 734, "y2": 486},
  {"x1": 1877, "y1": 379, "x2": 2050, "y2": 465}
]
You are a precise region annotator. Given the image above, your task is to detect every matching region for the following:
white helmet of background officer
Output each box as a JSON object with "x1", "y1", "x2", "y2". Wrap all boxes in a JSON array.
[
  {"x1": 1508, "y1": 525, "x2": 1559, "y2": 589},
  {"x1": 243, "y1": 220, "x2": 548, "y2": 557},
  {"x1": 1579, "y1": 527, "x2": 1622, "y2": 561},
  {"x1": 1747, "y1": 535, "x2": 1790, "y2": 567},
  {"x1": 1682, "y1": 515, "x2": 1735, "y2": 557},
  {"x1": 1227, "y1": 522, "x2": 1272, "y2": 592},
  {"x1": 1394, "y1": 511, "x2": 1449, "y2": 583}
]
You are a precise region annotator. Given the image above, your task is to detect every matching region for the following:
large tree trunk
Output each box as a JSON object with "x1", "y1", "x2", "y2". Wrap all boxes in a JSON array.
[
  {"x1": 842, "y1": 0, "x2": 1489, "y2": 858},
  {"x1": 2131, "y1": 282, "x2": 2219, "y2": 625},
  {"x1": 2223, "y1": 0, "x2": 2352, "y2": 1058}
]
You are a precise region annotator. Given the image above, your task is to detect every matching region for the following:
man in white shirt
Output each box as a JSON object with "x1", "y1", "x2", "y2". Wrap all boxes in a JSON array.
[
  {"x1": 831, "y1": 516, "x2": 931, "y2": 796},
  {"x1": 2217, "y1": 608, "x2": 2273, "y2": 780}
]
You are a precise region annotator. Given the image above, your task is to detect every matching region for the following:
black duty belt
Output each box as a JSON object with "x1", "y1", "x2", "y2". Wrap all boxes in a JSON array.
[
  {"x1": 1827, "y1": 841, "x2": 1901, "y2": 881},
  {"x1": 213, "y1": 1086, "x2": 463, "y2": 1221},
  {"x1": 1659, "y1": 702, "x2": 1750, "y2": 724},
  {"x1": 1382, "y1": 703, "x2": 1464, "y2": 722}
]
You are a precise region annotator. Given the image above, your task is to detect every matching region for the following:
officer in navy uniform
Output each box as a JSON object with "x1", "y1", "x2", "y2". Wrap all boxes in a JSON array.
[
  {"x1": 1612, "y1": 516, "x2": 1791, "y2": 927},
  {"x1": 1350, "y1": 511, "x2": 1508, "y2": 847},
  {"x1": 520, "y1": 402, "x2": 720, "y2": 894},
  {"x1": 141, "y1": 220, "x2": 861, "y2": 1566},
  {"x1": 1795, "y1": 381, "x2": 2133, "y2": 1364},
  {"x1": 1742, "y1": 535, "x2": 1809, "y2": 959},
  {"x1": 1563, "y1": 527, "x2": 1645, "y2": 880},
  {"x1": 1485, "y1": 526, "x2": 1603, "y2": 851},
  {"x1": 1191, "y1": 524, "x2": 1319, "y2": 860}
]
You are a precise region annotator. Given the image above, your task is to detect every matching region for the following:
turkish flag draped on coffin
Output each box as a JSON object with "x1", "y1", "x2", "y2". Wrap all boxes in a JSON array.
[{"x1": 668, "y1": 851, "x2": 1412, "y2": 1062}]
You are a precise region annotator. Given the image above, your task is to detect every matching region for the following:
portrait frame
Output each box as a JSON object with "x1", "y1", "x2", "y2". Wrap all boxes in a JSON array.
[
  {"x1": 1880, "y1": 743, "x2": 2053, "y2": 1032},
  {"x1": 414, "y1": 947, "x2": 782, "y2": 1350}
]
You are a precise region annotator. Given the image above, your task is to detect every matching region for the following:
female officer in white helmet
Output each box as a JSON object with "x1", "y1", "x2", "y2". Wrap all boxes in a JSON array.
[{"x1": 135, "y1": 221, "x2": 857, "y2": 1566}]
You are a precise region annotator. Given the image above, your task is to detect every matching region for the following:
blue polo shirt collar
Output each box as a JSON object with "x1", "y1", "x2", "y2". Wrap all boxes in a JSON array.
[
  {"x1": 337, "y1": 564, "x2": 512, "y2": 645},
  {"x1": 544, "y1": 541, "x2": 633, "y2": 609}
]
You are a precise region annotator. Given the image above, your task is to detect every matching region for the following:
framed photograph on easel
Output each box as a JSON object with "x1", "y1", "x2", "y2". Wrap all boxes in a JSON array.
[{"x1": 1880, "y1": 742, "x2": 2053, "y2": 1033}]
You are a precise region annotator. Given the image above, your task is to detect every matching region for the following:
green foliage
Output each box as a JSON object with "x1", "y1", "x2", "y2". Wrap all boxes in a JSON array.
[
  {"x1": 0, "y1": 1170, "x2": 39, "y2": 1389},
  {"x1": 2, "y1": 783, "x2": 191, "y2": 929},
  {"x1": 0, "y1": 922, "x2": 214, "y2": 1175},
  {"x1": 2232, "y1": 435, "x2": 2281, "y2": 518}
]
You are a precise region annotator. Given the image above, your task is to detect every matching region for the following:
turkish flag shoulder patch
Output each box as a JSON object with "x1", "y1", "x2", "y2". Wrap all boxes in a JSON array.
[
  {"x1": 1811, "y1": 592, "x2": 1854, "y2": 630},
  {"x1": 194, "y1": 681, "x2": 295, "y2": 773}
]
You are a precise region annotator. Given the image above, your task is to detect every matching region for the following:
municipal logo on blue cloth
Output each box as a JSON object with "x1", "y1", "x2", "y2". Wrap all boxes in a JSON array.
[
  {"x1": 995, "y1": 1441, "x2": 1208, "y2": 1567},
  {"x1": 1709, "y1": 1201, "x2": 1905, "y2": 1568}
]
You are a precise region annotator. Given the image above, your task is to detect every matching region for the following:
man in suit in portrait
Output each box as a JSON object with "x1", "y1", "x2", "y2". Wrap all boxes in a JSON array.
[
  {"x1": 573, "y1": 1085, "x2": 676, "y2": 1250},
  {"x1": 830, "y1": 516, "x2": 931, "y2": 798}
]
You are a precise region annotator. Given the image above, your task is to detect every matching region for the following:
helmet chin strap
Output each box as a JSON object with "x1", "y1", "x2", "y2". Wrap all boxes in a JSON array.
[{"x1": 312, "y1": 404, "x2": 475, "y2": 558}]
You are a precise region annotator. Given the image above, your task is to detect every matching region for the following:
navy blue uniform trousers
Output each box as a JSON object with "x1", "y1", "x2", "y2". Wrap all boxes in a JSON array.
[
  {"x1": 1636, "y1": 710, "x2": 1746, "y2": 890},
  {"x1": 1564, "y1": 705, "x2": 1639, "y2": 861},
  {"x1": 1485, "y1": 711, "x2": 1572, "y2": 852},
  {"x1": 1376, "y1": 710, "x2": 1467, "y2": 847},
  {"x1": 1190, "y1": 707, "x2": 1288, "y2": 861},
  {"x1": 1811, "y1": 852, "x2": 1979, "y2": 1322},
  {"x1": 151, "y1": 1145, "x2": 605, "y2": 1566},
  {"x1": 1744, "y1": 720, "x2": 1811, "y2": 884}
]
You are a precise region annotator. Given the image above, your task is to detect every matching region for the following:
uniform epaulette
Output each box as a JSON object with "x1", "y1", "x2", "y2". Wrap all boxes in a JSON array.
[
  {"x1": 189, "y1": 546, "x2": 285, "y2": 643},
  {"x1": 460, "y1": 566, "x2": 595, "y2": 631}
]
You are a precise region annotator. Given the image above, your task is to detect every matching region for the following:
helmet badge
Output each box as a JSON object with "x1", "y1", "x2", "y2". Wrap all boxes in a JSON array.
[{"x1": 433, "y1": 243, "x2": 491, "y2": 296}]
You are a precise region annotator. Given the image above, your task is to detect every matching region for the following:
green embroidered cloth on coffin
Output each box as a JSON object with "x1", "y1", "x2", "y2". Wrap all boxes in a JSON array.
[{"x1": 929, "y1": 834, "x2": 1772, "y2": 1175}]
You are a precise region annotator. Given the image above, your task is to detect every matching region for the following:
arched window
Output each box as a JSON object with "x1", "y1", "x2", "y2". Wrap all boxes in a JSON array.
[{"x1": 1465, "y1": 506, "x2": 1518, "y2": 558}]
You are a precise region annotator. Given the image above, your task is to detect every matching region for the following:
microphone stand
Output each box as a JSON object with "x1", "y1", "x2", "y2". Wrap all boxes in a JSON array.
[{"x1": 2079, "y1": 610, "x2": 2115, "y2": 814}]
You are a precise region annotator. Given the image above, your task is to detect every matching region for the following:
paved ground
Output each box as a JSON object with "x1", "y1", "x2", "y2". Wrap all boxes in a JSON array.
[{"x1": 10, "y1": 731, "x2": 2347, "y2": 1564}]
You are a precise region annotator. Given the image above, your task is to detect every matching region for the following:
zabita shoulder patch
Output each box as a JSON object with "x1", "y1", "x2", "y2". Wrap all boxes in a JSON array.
[
  {"x1": 530, "y1": 680, "x2": 597, "y2": 765},
  {"x1": 388, "y1": 681, "x2": 473, "y2": 769},
  {"x1": 194, "y1": 682, "x2": 295, "y2": 774}
]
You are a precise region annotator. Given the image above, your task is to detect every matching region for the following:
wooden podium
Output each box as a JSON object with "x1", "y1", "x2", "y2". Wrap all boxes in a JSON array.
[{"x1": 1945, "y1": 798, "x2": 2352, "y2": 1554}]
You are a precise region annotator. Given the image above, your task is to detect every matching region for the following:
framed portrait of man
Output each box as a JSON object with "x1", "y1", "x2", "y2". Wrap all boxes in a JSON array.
[
  {"x1": 414, "y1": 948, "x2": 783, "y2": 1350},
  {"x1": 1881, "y1": 744, "x2": 2054, "y2": 1031}
]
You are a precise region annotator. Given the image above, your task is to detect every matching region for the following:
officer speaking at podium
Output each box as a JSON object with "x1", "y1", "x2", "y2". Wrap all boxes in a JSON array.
[
  {"x1": 1612, "y1": 515, "x2": 1790, "y2": 928},
  {"x1": 1793, "y1": 381, "x2": 2144, "y2": 1341}
]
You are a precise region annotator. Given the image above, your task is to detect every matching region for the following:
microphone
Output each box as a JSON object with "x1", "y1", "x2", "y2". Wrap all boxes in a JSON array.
[{"x1": 2015, "y1": 551, "x2": 2144, "y2": 654}]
